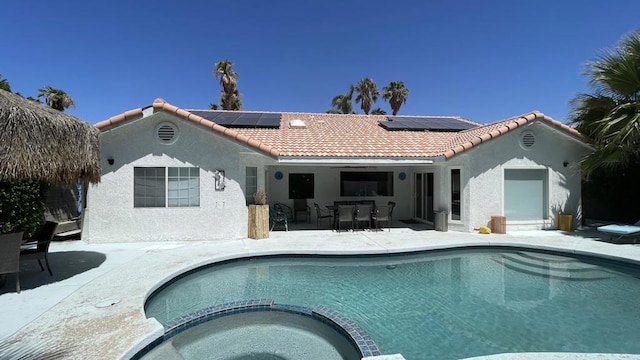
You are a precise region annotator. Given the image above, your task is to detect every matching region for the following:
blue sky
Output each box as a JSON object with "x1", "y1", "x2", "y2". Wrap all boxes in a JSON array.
[{"x1": 1, "y1": 1, "x2": 639, "y2": 124}]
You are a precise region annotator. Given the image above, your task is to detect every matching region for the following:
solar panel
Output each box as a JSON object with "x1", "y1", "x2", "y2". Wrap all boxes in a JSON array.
[
  {"x1": 234, "y1": 113, "x2": 261, "y2": 126},
  {"x1": 189, "y1": 110, "x2": 281, "y2": 128},
  {"x1": 256, "y1": 113, "x2": 281, "y2": 127},
  {"x1": 380, "y1": 116, "x2": 476, "y2": 131}
]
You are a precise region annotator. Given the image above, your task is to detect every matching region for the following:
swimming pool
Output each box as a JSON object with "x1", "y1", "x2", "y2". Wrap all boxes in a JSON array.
[{"x1": 145, "y1": 247, "x2": 640, "y2": 359}]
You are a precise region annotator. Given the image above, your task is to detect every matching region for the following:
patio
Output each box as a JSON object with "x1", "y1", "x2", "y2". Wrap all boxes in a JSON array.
[{"x1": 1, "y1": 226, "x2": 639, "y2": 359}]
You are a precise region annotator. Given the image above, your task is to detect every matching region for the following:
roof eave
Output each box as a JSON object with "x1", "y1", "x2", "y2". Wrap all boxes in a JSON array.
[
  {"x1": 277, "y1": 157, "x2": 435, "y2": 165},
  {"x1": 443, "y1": 111, "x2": 591, "y2": 160},
  {"x1": 95, "y1": 99, "x2": 281, "y2": 160}
]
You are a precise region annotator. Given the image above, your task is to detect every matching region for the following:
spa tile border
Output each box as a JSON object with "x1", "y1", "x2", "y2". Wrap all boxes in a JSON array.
[{"x1": 130, "y1": 299, "x2": 380, "y2": 359}]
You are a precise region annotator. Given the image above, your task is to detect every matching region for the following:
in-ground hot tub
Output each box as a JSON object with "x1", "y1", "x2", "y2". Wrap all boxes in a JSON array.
[{"x1": 135, "y1": 300, "x2": 379, "y2": 360}]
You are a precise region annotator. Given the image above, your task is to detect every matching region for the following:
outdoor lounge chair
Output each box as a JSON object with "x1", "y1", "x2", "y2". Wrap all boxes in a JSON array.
[
  {"x1": 0, "y1": 232, "x2": 23, "y2": 293},
  {"x1": 597, "y1": 220, "x2": 640, "y2": 243},
  {"x1": 20, "y1": 221, "x2": 58, "y2": 276},
  {"x1": 314, "y1": 203, "x2": 333, "y2": 229}
]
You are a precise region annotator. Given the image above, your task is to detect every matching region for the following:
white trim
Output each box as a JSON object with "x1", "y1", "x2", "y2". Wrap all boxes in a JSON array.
[
  {"x1": 448, "y1": 166, "x2": 463, "y2": 223},
  {"x1": 531, "y1": 121, "x2": 592, "y2": 149}
]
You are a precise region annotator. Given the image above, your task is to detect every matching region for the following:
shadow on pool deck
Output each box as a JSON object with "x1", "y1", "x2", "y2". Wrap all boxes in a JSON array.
[{"x1": 0, "y1": 251, "x2": 106, "y2": 295}]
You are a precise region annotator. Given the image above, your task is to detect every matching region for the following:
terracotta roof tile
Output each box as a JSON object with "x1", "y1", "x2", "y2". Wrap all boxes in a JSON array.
[
  {"x1": 442, "y1": 111, "x2": 590, "y2": 158},
  {"x1": 96, "y1": 101, "x2": 588, "y2": 161}
]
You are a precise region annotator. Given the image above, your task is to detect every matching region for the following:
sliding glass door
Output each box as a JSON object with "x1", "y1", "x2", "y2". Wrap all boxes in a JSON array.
[{"x1": 414, "y1": 172, "x2": 434, "y2": 222}]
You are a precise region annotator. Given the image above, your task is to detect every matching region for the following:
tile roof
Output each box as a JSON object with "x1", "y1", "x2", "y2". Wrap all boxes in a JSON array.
[
  {"x1": 95, "y1": 99, "x2": 588, "y2": 161},
  {"x1": 442, "y1": 111, "x2": 590, "y2": 159}
]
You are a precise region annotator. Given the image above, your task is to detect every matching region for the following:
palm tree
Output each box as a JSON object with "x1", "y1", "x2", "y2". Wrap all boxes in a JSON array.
[
  {"x1": 37, "y1": 86, "x2": 75, "y2": 112},
  {"x1": 327, "y1": 86, "x2": 355, "y2": 114},
  {"x1": 383, "y1": 81, "x2": 409, "y2": 115},
  {"x1": 371, "y1": 107, "x2": 387, "y2": 115},
  {"x1": 219, "y1": 90, "x2": 242, "y2": 111},
  {"x1": 354, "y1": 78, "x2": 380, "y2": 115},
  {"x1": 0, "y1": 74, "x2": 11, "y2": 92},
  {"x1": 569, "y1": 30, "x2": 640, "y2": 177},
  {"x1": 213, "y1": 60, "x2": 241, "y2": 110}
]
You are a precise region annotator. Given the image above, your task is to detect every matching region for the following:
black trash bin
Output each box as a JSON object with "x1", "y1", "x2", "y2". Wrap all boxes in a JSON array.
[{"x1": 434, "y1": 211, "x2": 448, "y2": 232}]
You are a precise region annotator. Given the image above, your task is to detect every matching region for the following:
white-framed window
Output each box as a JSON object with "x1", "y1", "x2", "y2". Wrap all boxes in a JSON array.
[
  {"x1": 134, "y1": 167, "x2": 199, "y2": 208},
  {"x1": 168, "y1": 167, "x2": 200, "y2": 207},
  {"x1": 245, "y1": 166, "x2": 258, "y2": 204},
  {"x1": 504, "y1": 168, "x2": 548, "y2": 220},
  {"x1": 450, "y1": 168, "x2": 461, "y2": 220}
]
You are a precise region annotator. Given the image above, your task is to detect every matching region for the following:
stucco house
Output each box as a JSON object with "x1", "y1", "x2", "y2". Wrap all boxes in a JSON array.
[{"x1": 82, "y1": 98, "x2": 591, "y2": 242}]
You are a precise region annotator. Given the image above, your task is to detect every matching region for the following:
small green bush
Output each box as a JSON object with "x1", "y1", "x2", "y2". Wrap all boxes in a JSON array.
[{"x1": 0, "y1": 180, "x2": 49, "y2": 237}]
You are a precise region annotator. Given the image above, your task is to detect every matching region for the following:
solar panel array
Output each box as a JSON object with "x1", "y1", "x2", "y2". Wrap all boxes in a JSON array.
[
  {"x1": 380, "y1": 116, "x2": 477, "y2": 132},
  {"x1": 190, "y1": 110, "x2": 281, "y2": 128}
]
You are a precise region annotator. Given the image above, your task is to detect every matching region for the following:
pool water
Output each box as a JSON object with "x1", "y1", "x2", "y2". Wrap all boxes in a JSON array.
[{"x1": 145, "y1": 248, "x2": 640, "y2": 359}]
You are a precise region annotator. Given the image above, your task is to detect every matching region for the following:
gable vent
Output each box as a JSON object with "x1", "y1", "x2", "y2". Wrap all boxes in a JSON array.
[
  {"x1": 520, "y1": 131, "x2": 536, "y2": 149},
  {"x1": 156, "y1": 122, "x2": 179, "y2": 144}
]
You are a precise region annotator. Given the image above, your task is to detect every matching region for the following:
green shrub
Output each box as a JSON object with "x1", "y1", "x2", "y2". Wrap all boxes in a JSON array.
[{"x1": 0, "y1": 180, "x2": 49, "y2": 237}]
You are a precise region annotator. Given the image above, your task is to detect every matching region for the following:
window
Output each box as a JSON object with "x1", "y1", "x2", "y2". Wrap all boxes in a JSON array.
[
  {"x1": 504, "y1": 169, "x2": 548, "y2": 220},
  {"x1": 246, "y1": 167, "x2": 257, "y2": 204},
  {"x1": 168, "y1": 167, "x2": 200, "y2": 207},
  {"x1": 134, "y1": 167, "x2": 166, "y2": 207},
  {"x1": 340, "y1": 172, "x2": 393, "y2": 197},
  {"x1": 134, "y1": 167, "x2": 199, "y2": 208},
  {"x1": 451, "y1": 169, "x2": 461, "y2": 220},
  {"x1": 289, "y1": 173, "x2": 314, "y2": 199}
]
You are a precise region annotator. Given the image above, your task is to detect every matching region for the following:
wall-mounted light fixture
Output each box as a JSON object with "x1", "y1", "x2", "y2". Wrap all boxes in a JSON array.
[
  {"x1": 214, "y1": 169, "x2": 226, "y2": 191},
  {"x1": 563, "y1": 161, "x2": 569, "y2": 167},
  {"x1": 107, "y1": 157, "x2": 114, "y2": 165}
]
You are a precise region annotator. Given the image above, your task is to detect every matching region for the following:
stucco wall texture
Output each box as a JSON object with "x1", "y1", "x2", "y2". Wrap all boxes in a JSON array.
[
  {"x1": 84, "y1": 111, "x2": 590, "y2": 242},
  {"x1": 83, "y1": 112, "x2": 273, "y2": 242}
]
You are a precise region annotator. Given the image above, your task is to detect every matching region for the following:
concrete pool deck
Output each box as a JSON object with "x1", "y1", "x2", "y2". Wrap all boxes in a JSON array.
[{"x1": 2, "y1": 226, "x2": 640, "y2": 359}]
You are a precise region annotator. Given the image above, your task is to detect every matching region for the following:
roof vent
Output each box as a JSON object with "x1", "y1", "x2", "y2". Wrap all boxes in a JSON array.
[
  {"x1": 520, "y1": 131, "x2": 536, "y2": 149},
  {"x1": 156, "y1": 122, "x2": 179, "y2": 144},
  {"x1": 289, "y1": 119, "x2": 306, "y2": 128}
]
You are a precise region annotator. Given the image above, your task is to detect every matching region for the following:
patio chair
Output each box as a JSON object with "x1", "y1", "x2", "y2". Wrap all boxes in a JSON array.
[
  {"x1": 314, "y1": 203, "x2": 333, "y2": 229},
  {"x1": 354, "y1": 204, "x2": 372, "y2": 231},
  {"x1": 269, "y1": 206, "x2": 288, "y2": 231},
  {"x1": 274, "y1": 203, "x2": 293, "y2": 222},
  {"x1": 20, "y1": 221, "x2": 58, "y2": 276},
  {"x1": 337, "y1": 205, "x2": 355, "y2": 232},
  {"x1": 293, "y1": 199, "x2": 311, "y2": 223},
  {"x1": 597, "y1": 220, "x2": 640, "y2": 243},
  {"x1": 0, "y1": 232, "x2": 23, "y2": 293},
  {"x1": 387, "y1": 201, "x2": 396, "y2": 227},
  {"x1": 373, "y1": 205, "x2": 392, "y2": 231}
]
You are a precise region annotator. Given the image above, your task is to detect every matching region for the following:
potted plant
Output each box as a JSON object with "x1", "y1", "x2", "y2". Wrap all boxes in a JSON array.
[{"x1": 248, "y1": 190, "x2": 269, "y2": 239}]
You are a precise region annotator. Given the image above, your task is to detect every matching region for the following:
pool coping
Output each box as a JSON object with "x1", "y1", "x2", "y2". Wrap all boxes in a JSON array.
[{"x1": 4, "y1": 228, "x2": 640, "y2": 359}]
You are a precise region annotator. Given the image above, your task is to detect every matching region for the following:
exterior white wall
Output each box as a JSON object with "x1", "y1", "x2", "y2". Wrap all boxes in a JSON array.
[
  {"x1": 84, "y1": 112, "x2": 590, "y2": 240},
  {"x1": 83, "y1": 112, "x2": 273, "y2": 242},
  {"x1": 457, "y1": 122, "x2": 590, "y2": 232}
]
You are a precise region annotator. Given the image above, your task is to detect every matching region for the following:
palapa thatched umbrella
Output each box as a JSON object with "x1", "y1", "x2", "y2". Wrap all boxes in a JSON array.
[{"x1": 0, "y1": 89, "x2": 101, "y2": 185}]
